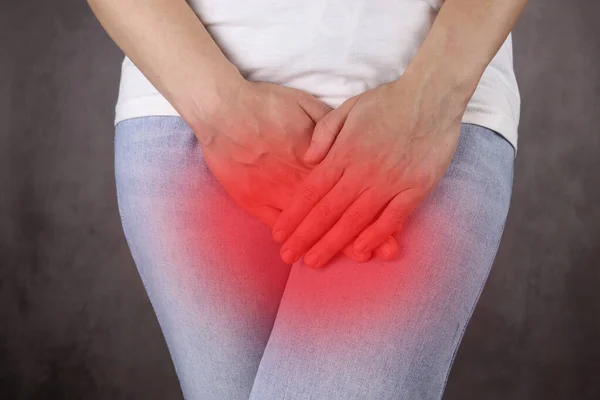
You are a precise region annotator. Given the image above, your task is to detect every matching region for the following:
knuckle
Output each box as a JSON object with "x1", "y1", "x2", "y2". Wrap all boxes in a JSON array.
[
  {"x1": 315, "y1": 202, "x2": 334, "y2": 219},
  {"x1": 301, "y1": 184, "x2": 321, "y2": 204},
  {"x1": 344, "y1": 208, "x2": 366, "y2": 229},
  {"x1": 389, "y1": 207, "x2": 406, "y2": 226}
]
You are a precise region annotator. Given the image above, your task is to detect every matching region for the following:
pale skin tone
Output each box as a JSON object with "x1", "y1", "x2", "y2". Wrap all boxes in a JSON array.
[
  {"x1": 88, "y1": 0, "x2": 527, "y2": 268},
  {"x1": 87, "y1": 0, "x2": 394, "y2": 262},
  {"x1": 272, "y1": 0, "x2": 529, "y2": 267}
]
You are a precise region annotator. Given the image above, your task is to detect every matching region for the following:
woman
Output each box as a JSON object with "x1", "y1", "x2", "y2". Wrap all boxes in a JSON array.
[{"x1": 88, "y1": 0, "x2": 526, "y2": 398}]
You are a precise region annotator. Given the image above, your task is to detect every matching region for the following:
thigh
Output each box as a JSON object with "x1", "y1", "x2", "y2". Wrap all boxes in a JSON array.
[
  {"x1": 249, "y1": 124, "x2": 515, "y2": 400},
  {"x1": 114, "y1": 116, "x2": 290, "y2": 400}
]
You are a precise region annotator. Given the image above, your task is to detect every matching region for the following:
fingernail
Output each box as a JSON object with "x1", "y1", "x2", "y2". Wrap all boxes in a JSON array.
[
  {"x1": 381, "y1": 246, "x2": 393, "y2": 259},
  {"x1": 379, "y1": 244, "x2": 396, "y2": 260},
  {"x1": 354, "y1": 238, "x2": 367, "y2": 253},
  {"x1": 303, "y1": 147, "x2": 317, "y2": 161},
  {"x1": 273, "y1": 230, "x2": 286, "y2": 243},
  {"x1": 281, "y1": 248, "x2": 297, "y2": 264},
  {"x1": 357, "y1": 251, "x2": 372, "y2": 263},
  {"x1": 304, "y1": 252, "x2": 320, "y2": 268}
]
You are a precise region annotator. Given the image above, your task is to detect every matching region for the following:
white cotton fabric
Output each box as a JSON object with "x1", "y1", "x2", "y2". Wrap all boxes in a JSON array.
[{"x1": 115, "y1": 0, "x2": 520, "y2": 150}]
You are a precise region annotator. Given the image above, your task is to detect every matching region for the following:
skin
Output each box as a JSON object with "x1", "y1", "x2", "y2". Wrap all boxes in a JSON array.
[
  {"x1": 88, "y1": 0, "x2": 528, "y2": 269},
  {"x1": 87, "y1": 0, "x2": 394, "y2": 263},
  {"x1": 272, "y1": 0, "x2": 529, "y2": 268},
  {"x1": 271, "y1": 74, "x2": 462, "y2": 267}
]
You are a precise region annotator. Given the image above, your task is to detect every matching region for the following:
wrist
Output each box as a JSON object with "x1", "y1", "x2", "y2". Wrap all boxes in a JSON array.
[
  {"x1": 180, "y1": 63, "x2": 248, "y2": 143},
  {"x1": 183, "y1": 64, "x2": 246, "y2": 121},
  {"x1": 399, "y1": 55, "x2": 479, "y2": 121},
  {"x1": 404, "y1": 54, "x2": 479, "y2": 103},
  {"x1": 388, "y1": 63, "x2": 471, "y2": 134},
  {"x1": 400, "y1": 5, "x2": 488, "y2": 110}
]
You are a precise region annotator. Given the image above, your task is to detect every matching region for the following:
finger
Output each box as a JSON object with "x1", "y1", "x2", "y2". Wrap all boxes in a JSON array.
[
  {"x1": 296, "y1": 94, "x2": 333, "y2": 123},
  {"x1": 303, "y1": 96, "x2": 359, "y2": 164},
  {"x1": 278, "y1": 171, "x2": 361, "y2": 265},
  {"x1": 302, "y1": 188, "x2": 387, "y2": 269},
  {"x1": 272, "y1": 163, "x2": 343, "y2": 244},
  {"x1": 343, "y1": 242, "x2": 373, "y2": 263},
  {"x1": 365, "y1": 197, "x2": 400, "y2": 261},
  {"x1": 373, "y1": 236, "x2": 399, "y2": 261},
  {"x1": 362, "y1": 206, "x2": 398, "y2": 261},
  {"x1": 249, "y1": 205, "x2": 282, "y2": 228},
  {"x1": 353, "y1": 189, "x2": 422, "y2": 255}
]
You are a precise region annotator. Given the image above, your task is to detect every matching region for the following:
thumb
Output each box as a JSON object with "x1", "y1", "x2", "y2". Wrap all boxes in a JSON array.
[
  {"x1": 303, "y1": 96, "x2": 358, "y2": 164},
  {"x1": 250, "y1": 205, "x2": 282, "y2": 228},
  {"x1": 296, "y1": 94, "x2": 332, "y2": 123}
]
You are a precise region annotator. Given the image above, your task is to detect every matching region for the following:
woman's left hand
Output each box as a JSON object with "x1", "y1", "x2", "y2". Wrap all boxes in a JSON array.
[{"x1": 271, "y1": 73, "x2": 465, "y2": 268}]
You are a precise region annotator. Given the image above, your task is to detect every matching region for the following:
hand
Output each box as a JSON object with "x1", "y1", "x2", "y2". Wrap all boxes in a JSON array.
[
  {"x1": 271, "y1": 73, "x2": 464, "y2": 268},
  {"x1": 193, "y1": 79, "x2": 323, "y2": 226},
  {"x1": 191, "y1": 79, "x2": 396, "y2": 263}
]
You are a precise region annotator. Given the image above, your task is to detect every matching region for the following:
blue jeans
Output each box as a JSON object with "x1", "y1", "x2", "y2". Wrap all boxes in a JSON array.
[{"x1": 115, "y1": 116, "x2": 514, "y2": 399}]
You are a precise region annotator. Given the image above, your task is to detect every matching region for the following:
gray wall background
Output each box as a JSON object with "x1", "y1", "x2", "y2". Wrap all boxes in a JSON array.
[{"x1": 1, "y1": 0, "x2": 599, "y2": 398}]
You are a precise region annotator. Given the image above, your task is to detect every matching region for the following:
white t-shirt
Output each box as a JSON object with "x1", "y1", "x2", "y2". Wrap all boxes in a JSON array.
[{"x1": 115, "y1": 0, "x2": 520, "y2": 150}]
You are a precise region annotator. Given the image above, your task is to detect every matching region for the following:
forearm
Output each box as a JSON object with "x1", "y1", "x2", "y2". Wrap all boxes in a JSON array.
[
  {"x1": 87, "y1": 0, "x2": 244, "y2": 124},
  {"x1": 401, "y1": 0, "x2": 528, "y2": 115}
]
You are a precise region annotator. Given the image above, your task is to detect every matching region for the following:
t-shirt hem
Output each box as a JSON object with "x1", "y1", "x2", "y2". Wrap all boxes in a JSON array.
[
  {"x1": 462, "y1": 109, "x2": 518, "y2": 156},
  {"x1": 115, "y1": 98, "x2": 519, "y2": 156},
  {"x1": 114, "y1": 97, "x2": 181, "y2": 127}
]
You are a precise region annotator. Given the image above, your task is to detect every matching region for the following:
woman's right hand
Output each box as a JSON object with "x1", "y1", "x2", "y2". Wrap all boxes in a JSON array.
[
  {"x1": 191, "y1": 79, "x2": 398, "y2": 264},
  {"x1": 192, "y1": 79, "x2": 327, "y2": 228}
]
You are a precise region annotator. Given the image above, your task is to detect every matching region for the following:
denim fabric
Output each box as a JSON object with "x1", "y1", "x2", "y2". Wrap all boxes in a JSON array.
[{"x1": 115, "y1": 116, "x2": 514, "y2": 400}]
